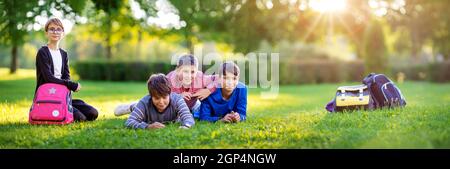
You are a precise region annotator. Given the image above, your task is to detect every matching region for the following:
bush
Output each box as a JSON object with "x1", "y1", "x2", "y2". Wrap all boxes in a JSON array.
[
  {"x1": 74, "y1": 59, "x2": 366, "y2": 84},
  {"x1": 341, "y1": 60, "x2": 366, "y2": 82},
  {"x1": 74, "y1": 61, "x2": 175, "y2": 81},
  {"x1": 428, "y1": 61, "x2": 450, "y2": 83},
  {"x1": 280, "y1": 59, "x2": 449, "y2": 84},
  {"x1": 391, "y1": 61, "x2": 450, "y2": 82},
  {"x1": 391, "y1": 64, "x2": 429, "y2": 81},
  {"x1": 73, "y1": 60, "x2": 450, "y2": 84},
  {"x1": 280, "y1": 59, "x2": 365, "y2": 84}
]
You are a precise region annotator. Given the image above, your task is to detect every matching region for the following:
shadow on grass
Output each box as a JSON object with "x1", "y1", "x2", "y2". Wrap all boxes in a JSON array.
[{"x1": 0, "y1": 117, "x2": 222, "y2": 148}]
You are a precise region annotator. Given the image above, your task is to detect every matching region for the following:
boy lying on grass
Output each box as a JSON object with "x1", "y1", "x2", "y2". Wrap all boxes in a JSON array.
[
  {"x1": 198, "y1": 61, "x2": 247, "y2": 123},
  {"x1": 125, "y1": 74, "x2": 195, "y2": 129}
]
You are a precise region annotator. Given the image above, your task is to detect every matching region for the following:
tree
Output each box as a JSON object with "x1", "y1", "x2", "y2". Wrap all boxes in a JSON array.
[
  {"x1": 328, "y1": 0, "x2": 372, "y2": 59},
  {"x1": 0, "y1": 1, "x2": 39, "y2": 74},
  {"x1": 383, "y1": 0, "x2": 450, "y2": 60},
  {"x1": 168, "y1": 0, "x2": 233, "y2": 53},
  {"x1": 168, "y1": 0, "x2": 317, "y2": 54},
  {"x1": 0, "y1": 0, "x2": 87, "y2": 74},
  {"x1": 363, "y1": 19, "x2": 387, "y2": 74},
  {"x1": 132, "y1": 0, "x2": 157, "y2": 59},
  {"x1": 89, "y1": 0, "x2": 126, "y2": 59}
]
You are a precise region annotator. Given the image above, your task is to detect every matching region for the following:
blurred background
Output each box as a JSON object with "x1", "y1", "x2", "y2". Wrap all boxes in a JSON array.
[{"x1": 0, "y1": 0, "x2": 449, "y2": 84}]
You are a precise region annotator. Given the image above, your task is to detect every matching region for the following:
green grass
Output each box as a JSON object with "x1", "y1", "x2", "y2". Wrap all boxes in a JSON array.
[{"x1": 0, "y1": 68, "x2": 449, "y2": 148}]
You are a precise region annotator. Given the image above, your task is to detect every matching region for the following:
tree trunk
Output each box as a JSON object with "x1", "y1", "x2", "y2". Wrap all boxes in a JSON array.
[
  {"x1": 137, "y1": 29, "x2": 142, "y2": 59},
  {"x1": 105, "y1": 19, "x2": 113, "y2": 59},
  {"x1": 184, "y1": 25, "x2": 194, "y2": 54},
  {"x1": 411, "y1": 36, "x2": 420, "y2": 61},
  {"x1": 410, "y1": 26, "x2": 423, "y2": 63},
  {"x1": 363, "y1": 20, "x2": 387, "y2": 74},
  {"x1": 9, "y1": 45, "x2": 18, "y2": 74},
  {"x1": 106, "y1": 40, "x2": 112, "y2": 60}
]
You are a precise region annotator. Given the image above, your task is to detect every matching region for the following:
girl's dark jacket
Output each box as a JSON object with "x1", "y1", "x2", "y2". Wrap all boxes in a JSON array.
[{"x1": 35, "y1": 46, "x2": 78, "y2": 93}]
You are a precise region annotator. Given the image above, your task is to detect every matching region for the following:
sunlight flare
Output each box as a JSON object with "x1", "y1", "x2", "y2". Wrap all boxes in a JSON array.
[{"x1": 309, "y1": 0, "x2": 347, "y2": 13}]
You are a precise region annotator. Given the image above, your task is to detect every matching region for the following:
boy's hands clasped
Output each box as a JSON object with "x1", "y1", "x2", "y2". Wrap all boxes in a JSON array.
[
  {"x1": 221, "y1": 111, "x2": 240, "y2": 123},
  {"x1": 147, "y1": 122, "x2": 165, "y2": 129},
  {"x1": 147, "y1": 122, "x2": 192, "y2": 129}
]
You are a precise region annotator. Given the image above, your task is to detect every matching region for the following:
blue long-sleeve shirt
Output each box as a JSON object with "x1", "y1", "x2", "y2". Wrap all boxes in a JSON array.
[{"x1": 198, "y1": 82, "x2": 247, "y2": 122}]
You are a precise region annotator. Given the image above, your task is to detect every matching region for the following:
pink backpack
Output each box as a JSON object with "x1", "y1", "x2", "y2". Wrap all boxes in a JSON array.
[{"x1": 29, "y1": 83, "x2": 74, "y2": 125}]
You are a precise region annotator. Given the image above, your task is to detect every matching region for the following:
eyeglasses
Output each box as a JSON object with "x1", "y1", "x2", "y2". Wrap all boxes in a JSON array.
[{"x1": 48, "y1": 28, "x2": 63, "y2": 34}]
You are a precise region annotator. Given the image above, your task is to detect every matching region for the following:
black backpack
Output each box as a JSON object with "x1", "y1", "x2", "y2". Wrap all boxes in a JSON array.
[
  {"x1": 326, "y1": 73, "x2": 406, "y2": 112},
  {"x1": 362, "y1": 73, "x2": 406, "y2": 109}
]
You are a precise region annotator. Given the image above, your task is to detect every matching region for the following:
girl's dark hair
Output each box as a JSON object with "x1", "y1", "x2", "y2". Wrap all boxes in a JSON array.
[
  {"x1": 219, "y1": 61, "x2": 240, "y2": 77},
  {"x1": 177, "y1": 54, "x2": 198, "y2": 68},
  {"x1": 147, "y1": 74, "x2": 171, "y2": 97}
]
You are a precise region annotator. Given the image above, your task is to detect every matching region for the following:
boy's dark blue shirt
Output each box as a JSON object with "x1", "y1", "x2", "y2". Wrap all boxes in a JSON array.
[{"x1": 198, "y1": 82, "x2": 247, "y2": 122}]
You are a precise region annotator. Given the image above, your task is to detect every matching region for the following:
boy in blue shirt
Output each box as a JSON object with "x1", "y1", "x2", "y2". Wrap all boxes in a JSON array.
[{"x1": 198, "y1": 62, "x2": 247, "y2": 123}]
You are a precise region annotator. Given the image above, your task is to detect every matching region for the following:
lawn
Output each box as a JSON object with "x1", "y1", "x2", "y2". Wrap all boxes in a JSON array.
[{"x1": 0, "y1": 68, "x2": 449, "y2": 148}]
